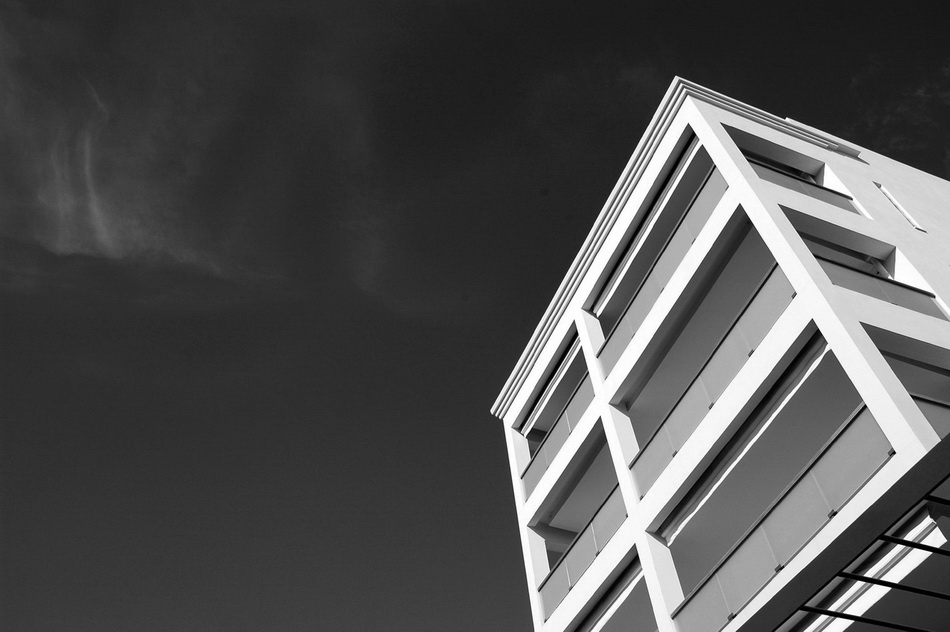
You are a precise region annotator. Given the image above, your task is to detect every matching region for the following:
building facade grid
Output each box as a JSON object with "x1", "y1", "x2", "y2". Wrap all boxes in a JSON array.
[{"x1": 493, "y1": 79, "x2": 950, "y2": 632}]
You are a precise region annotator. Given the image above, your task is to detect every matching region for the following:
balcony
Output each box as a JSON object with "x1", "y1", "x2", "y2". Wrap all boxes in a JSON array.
[
  {"x1": 818, "y1": 256, "x2": 947, "y2": 320},
  {"x1": 674, "y1": 406, "x2": 891, "y2": 632},
  {"x1": 522, "y1": 374, "x2": 595, "y2": 497},
  {"x1": 595, "y1": 571, "x2": 658, "y2": 632},
  {"x1": 748, "y1": 158, "x2": 858, "y2": 214},
  {"x1": 663, "y1": 350, "x2": 894, "y2": 632},
  {"x1": 630, "y1": 262, "x2": 795, "y2": 496},
  {"x1": 614, "y1": 224, "x2": 794, "y2": 497},
  {"x1": 539, "y1": 483, "x2": 627, "y2": 618},
  {"x1": 883, "y1": 348, "x2": 950, "y2": 438},
  {"x1": 914, "y1": 396, "x2": 950, "y2": 439},
  {"x1": 596, "y1": 155, "x2": 728, "y2": 376}
]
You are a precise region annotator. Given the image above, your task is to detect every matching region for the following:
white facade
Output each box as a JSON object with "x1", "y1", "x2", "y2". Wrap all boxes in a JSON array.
[{"x1": 492, "y1": 79, "x2": 950, "y2": 632}]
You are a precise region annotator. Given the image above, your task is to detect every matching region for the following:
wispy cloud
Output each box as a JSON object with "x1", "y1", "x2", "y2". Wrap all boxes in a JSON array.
[
  {"x1": 0, "y1": 3, "x2": 256, "y2": 289},
  {"x1": 35, "y1": 80, "x2": 119, "y2": 257}
]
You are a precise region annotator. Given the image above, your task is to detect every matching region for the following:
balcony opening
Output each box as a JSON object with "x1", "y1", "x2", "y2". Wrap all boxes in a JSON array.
[
  {"x1": 883, "y1": 354, "x2": 950, "y2": 439},
  {"x1": 519, "y1": 336, "x2": 596, "y2": 497},
  {"x1": 533, "y1": 426, "x2": 626, "y2": 619},
  {"x1": 865, "y1": 326, "x2": 950, "y2": 440},
  {"x1": 577, "y1": 560, "x2": 658, "y2": 632},
  {"x1": 782, "y1": 209, "x2": 947, "y2": 321},
  {"x1": 617, "y1": 222, "x2": 796, "y2": 497},
  {"x1": 663, "y1": 341, "x2": 893, "y2": 632},
  {"x1": 591, "y1": 140, "x2": 729, "y2": 375},
  {"x1": 725, "y1": 125, "x2": 858, "y2": 214},
  {"x1": 801, "y1": 233, "x2": 891, "y2": 278}
]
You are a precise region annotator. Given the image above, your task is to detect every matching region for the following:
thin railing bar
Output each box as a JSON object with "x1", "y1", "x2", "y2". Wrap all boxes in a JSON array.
[
  {"x1": 778, "y1": 500, "x2": 935, "y2": 631},
  {"x1": 800, "y1": 606, "x2": 935, "y2": 632},
  {"x1": 880, "y1": 535, "x2": 950, "y2": 557},
  {"x1": 839, "y1": 571, "x2": 950, "y2": 602},
  {"x1": 924, "y1": 494, "x2": 950, "y2": 507}
]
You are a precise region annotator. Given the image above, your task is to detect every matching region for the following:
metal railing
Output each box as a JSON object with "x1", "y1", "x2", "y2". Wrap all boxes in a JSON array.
[
  {"x1": 673, "y1": 405, "x2": 893, "y2": 632},
  {"x1": 748, "y1": 159, "x2": 858, "y2": 214},
  {"x1": 817, "y1": 257, "x2": 947, "y2": 321},
  {"x1": 598, "y1": 168, "x2": 728, "y2": 375},
  {"x1": 538, "y1": 484, "x2": 627, "y2": 618},
  {"x1": 629, "y1": 265, "x2": 796, "y2": 496},
  {"x1": 521, "y1": 376, "x2": 595, "y2": 497}
]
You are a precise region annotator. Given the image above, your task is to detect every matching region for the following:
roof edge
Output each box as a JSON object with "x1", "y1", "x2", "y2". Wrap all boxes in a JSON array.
[{"x1": 490, "y1": 77, "x2": 858, "y2": 421}]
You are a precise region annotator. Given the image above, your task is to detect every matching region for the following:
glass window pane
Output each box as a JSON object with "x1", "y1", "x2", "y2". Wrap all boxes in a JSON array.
[
  {"x1": 665, "y1": 381, "x2": 713, "y2": 452},
  {"x1": 761, "y1": 473, "x2": 830, "y2": 565},
  {"x1": 632, "y1": 428, "x2": 675, "y2": 497},
  {"x1": 916, "y1": 398, "x2": 950, "y2": 439},
  {"x1": 651, "y1": 225, "x2": 694, "y2": 288},
  {"x1": 736, "y1": 268, "x2": 794, "y2": 350},
  {"x1": 675, "y1": 577, "x2": 731, "y2": 632},
  {"x1": 717, "y1": 528, "x2": 777, "y2": 614},
  {"x1": 683, "y1": 168, "x2": 727, "y2": 235},
  {"x1": 591, "y1": 487, "x2": 626, "y2": 552},
  {"x1": 544, "y1": 415, "x2": 572, "y2": 465},
  {"x1": 564, "y1": 527, "x2": 597, "y2": 588},
  {"x1": 599, "y1": 333, "x2": 625, "y2": 376},
  {"x1": 810, "y1": 407, "x2": 890, "y2": 511},
  {"x1": 699, "y1": 331, "x2": 749, "y2": 403},
  {"x1": 540, "y1": 564, "x2": 570, "y2": 618},
  {"x1": 522, "y1": 451, "x2": 549, "y2": 497},
  {"x1": 565, "y1": 376, "x2": 594, "y2": 429},
  {"x1": 611, "y1": 274, "x2": 662, "y2": 350}
]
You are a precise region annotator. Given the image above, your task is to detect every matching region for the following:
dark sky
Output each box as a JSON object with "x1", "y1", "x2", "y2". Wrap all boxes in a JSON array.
[{"x1": 1, "y1": 2, "x2": 949, "y2": 630}]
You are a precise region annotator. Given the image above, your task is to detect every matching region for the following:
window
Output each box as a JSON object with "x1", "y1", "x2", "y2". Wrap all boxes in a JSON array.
[{"x1": 875, "y1": 182, "x2": 926, "y2": 231}]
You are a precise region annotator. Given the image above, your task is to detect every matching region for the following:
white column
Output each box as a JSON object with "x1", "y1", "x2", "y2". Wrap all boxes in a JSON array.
[
  {"x1": 503, "y1": 425, "x2": 547, "y2": 630},
  {"x1": 637, "y1": 532, "x2": 684, "y2": 632},
  {"x1": 576, "y1": 309, "x2": 642, "y2": 521}
]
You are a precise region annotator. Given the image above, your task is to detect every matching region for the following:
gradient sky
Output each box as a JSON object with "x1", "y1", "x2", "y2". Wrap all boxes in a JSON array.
[{"x1": 1, "y1": 2, "x2": 949, "y2": 631}]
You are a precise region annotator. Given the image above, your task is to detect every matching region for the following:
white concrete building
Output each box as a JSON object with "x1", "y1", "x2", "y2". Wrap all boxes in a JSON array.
[{"x1": 492, "y1": 78, "x2": 950, "y2": 632}]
